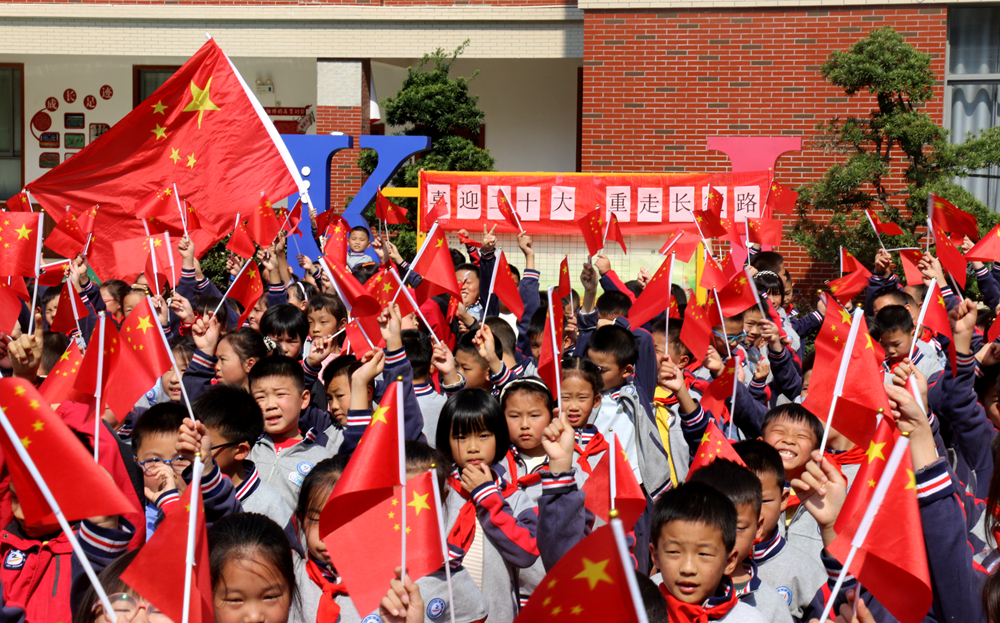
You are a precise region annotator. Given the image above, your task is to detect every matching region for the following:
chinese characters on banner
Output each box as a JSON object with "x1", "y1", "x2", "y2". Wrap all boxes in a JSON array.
[{"x1": 419, "y1": 171, "x2": 772, "y2": 235}]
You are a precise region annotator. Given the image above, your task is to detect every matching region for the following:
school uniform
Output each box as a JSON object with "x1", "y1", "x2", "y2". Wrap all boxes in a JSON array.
[
  {"x1": 659, "y1": 577, "x2": 768, "y2": 623},
  {"x1": 753, "y1": 530, "x2": 826, "y2": 621},
  {"x1": 734, "y1": 560, "x2": 794, "y2": 623},
  {"x1": 882, "y1": 350, "x2": 943, "y2": 386},
  {"x1": 591, "y1": 389, "x2": 642, "y2": 485},
  {"x1": 414, "y1": 381, "x2": 447, "y2": 447},
  {"x1": 780, "y1": 492, "x2": 824, "y2": 566},
  {"x1": 250, "y1": 428, "x2": 335, "y2": 510},
  {"x1": 346, "y1": 250, "x2": 370, "y2": 270},
  {"x1": 176, "y1": 267, "x2": 239, "y2": 329},
  {"x1": 234, "y1": 460, "x2": 300, "y2": 553},
  {"x1": 444, "y1": 467, "x2": 538, "y2": 623},
  {"x1": 156, "y1": 462, "x2": 244, "y2": 526},
  {"x1": 292, "y1": 554, "x2": 363, "y2": 623},
  {"x1": 513, "y1": 268, "x2": 541, "y2": 361}
]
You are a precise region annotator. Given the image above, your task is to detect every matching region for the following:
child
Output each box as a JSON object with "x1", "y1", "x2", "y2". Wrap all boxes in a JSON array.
[
  {"x1": 142, "y1": 335, "x2": 194, "y2": 407},
  {"x1": 287, "y1": 279, "x2": 317, "y2": 313},
  {"x1": 485, "y1": 316, "x2": 535, "y2": 378},
  {"x1": 248, "y1": 356, "x2": 339, "y2": 509},
  {"x1": 759, "y1": 404, "x2": 825, "y2": 562},
  {"x1": 875, "y1": 304, "x2": 944, "y2": 379},
  {"x1": 454, "y1": 327, "x2": 507, "y2": 392},
  {"x1": 99, "y1": 279, "x2": 130, "y2": 321},
  {"x1": 73, "y1": 551, "x2": 167, "y2": 623},
  {"x1": 347, "y1": 226, "x2": 371, "y2": 269},
  {"x1": 438, "y1": 388, "x2": 539, "y2": 622},
  {"x1": 688, "y1": 459, "x2": 793, "y2": 623},
  {"x1": 122, "y1": 288, "x2": 147, "y2": 318},
  {"x1": 455, "y1": 262, "x2": 483, "y2": 321},
  {"x1": 650, "y1": 482, "x2": 766, "y2": 622},
  {"x1": 502, "y1": 377, "x2": 555, "y2": 491},
  {"x1": 186, "y1": 317, "x2": 268, "y2": 399},
  {"x1": 753, "y1": 271, "x2": 800, "y2": 355},
  {"x1": 306, "y1": 294, "x2": 347, "y2": 368},
  {"x1": 38, "y1": 331, "x2": 70, "y2": 380},
  {"x1": 192, "y1": 384, "x2": 299, "y2": 549},
  {"x1": 734, "y1": 439, "x2": 826, "y2": 621},
  {"x1": 651, "y1": 319, "x2": 702, "y2": 484},
  {"x1": 260, "y1": 304, "x2": 309, "y2": 360},
  {"x1": 131, "y1": 402, "x2": 189, "y2": 537},
  {"x1": 38, "y1": 286, "x2": 61, "y2": 328},
  {"x1": 402, "y1": 329, "x2": 447, "y2": 443},
  {"x1": 207, "y1": 513, "x2": 298, "y2": 623}
]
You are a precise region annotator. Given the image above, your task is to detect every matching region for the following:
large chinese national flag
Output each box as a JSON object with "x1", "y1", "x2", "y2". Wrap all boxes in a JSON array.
[{"x1": 26, "y1": 39, "x2": 302, "y2": 281}]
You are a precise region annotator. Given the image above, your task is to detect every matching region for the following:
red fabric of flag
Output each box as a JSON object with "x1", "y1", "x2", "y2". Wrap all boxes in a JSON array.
[
  {"x1": 37, "y1": 263, "x2": 67, "y2": 288},
  {"x1": 606, "y1": 213, "x2": 627, "y2": 254},
  {"x1": 120, "y1": 477, "x2": 213, "y2": 623},
  {"x1": 930, "y1": 193, "x2": 979, "y2": 241},
  {"x1": 827, "y1": 270, "x2": 869, "y2": 306},
  {"x1": 247, "y1": 200, "x2": 282, "y2": 249},
  {"x1": 716, "y1": 270, "x2": 758, "y2": 317},
  {"x1": 801, "y1": 312, "x2": 888, "y2": 448},
  {"x1": 323, "y1": 216, "x2": 350, "y2": 266},
  {"x1": 324, "y1": 257, "x2": 379, "y2": 317},
  {"x1": 629, "y1": 256, "x2": 673, "y2": 329},
  {"x1": 934, "y1": 226, "x2": 968, "y2": 290},
  {"x1": 829, "y1": 421, "x2": 932, "y2": 623},
  {"x1": 0, "y1": 281, "x2": 22, "y2": 335},
  {"x1": 679, "y1": 294, "x2": 718, "y2": 364},
  {"x1": 965, "y1": 223, "x2": 1000, "y2": 262},
  {"x1": 699, "y1": 253, "x2": 728, "y2": 291},
  {"x1": 73, "y1": 316, "x2": 121, "y2": 412},
  {"x1": 699, "y1": 357, "x2": 737, "y2": 427},
  {"x1": 765, "y1": 182, "x2": 798, "y2": 217},
  {"x1": 366, "y1": 268, "x2": 415, "y2": 319},
  {"x1": 688, "y1": 420, "x2": 746, "y2": 476},
  {"x1": 921, "y1": 281, "x2": 956, "y2": 376},
  {"x1": 0, "y1": 378, "x2": 137, "y2": 527},
  {"x1": 0, "y1": 213, "x2": 41, "y2": 278},
  {"x1": 226, "y1": 218, "x2": 257, "y2": 260},
  {"x1": 840, "y1": 248, "x2": 871, "y2": 277},
  {"x1": 517, "y1": 524, "x2": 640, "y2": 623},
  {"x1": 557, "y1": 256, "x2": 571, "y2": 300},
  {"x1": 39, "y1": 341, "x2": 92, "y2": 407},
  {"x1": 990, "y1": 313, "x2": 1000, "y2": 345},
  {"x1": 578, "y1": 208, "x2": 605, "y2": 256},
  {"x1": 496, "y1": 190, "x2": 521, "y2": 232},
  {"x1": 320, "y1": 382, "x2": 403, "y2": 539},
  {"x1": 746, "y1": 217, "x2": 783, "y2": 246},
  {"x1": 48, "y1": 281, "x2": 86, "y2": 335},
  {"x1": 227, "y1": 262, "x2": 264, "y2": 327},
  {"x1": 457, "y1": 232, "x2": 481, "y2": 248},
  {"x1": 105, "y1": 298, "x2": 174, "y2": 418},
  {"x1": 26, "y1": 39, "x2": 300, "y2": 282},
  {"x1": 135, "y1": 187, "x2": 189, "y2": 237},
  {"x1": 411, "y1": 227, "x2": 461, "y2": 301},
  {"x1": 323, "y1": 471, "x2": 443, "y2": 616},
  {"x1": 867, "y1": 210, "x2": 904, "y2": 236},
  {"x1": 425, "y1": 195, "x2": 449, "y2": 222},
  {"x1": 662, "y1": 230, "x2": 700, "y2": 263},
  {"x1": 582, "y1": 434, "x2": 646, "y2": 532},
  {"x1": 4, "y1": 192, "x2": 30, "y2": 213},
  {"x1": 537, "y1": 296, "x2": 564, "y2": 394},
  {"x1": 375, "y1": 190, "x2": 409, "y2": 225},
  {"x1": 275, "y1": 199, "x2": 302, "y2": 236},
  {"x1": 491, "y1": 250, "x2": 524, "y2": 320}
]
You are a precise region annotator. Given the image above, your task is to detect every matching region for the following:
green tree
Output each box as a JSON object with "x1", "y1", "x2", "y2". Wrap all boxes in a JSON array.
[
  {"x1": 791, "y1": 26, "x2": 1000, "y2": 270},
  {"x1": 358, "y1": 41, "x2": 495, "y2": 261}
]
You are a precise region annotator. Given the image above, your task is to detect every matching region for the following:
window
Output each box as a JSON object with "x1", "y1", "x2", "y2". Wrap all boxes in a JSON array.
[
  {"x1": 947, "y1": 8, "x2": 1000, "y2": 211},
  {"x1": 133, "y1": 66, "x2": 180, "y2": 108},
  {"x1": 0, "y1": 65, "x2": 22, "y2": 202}
]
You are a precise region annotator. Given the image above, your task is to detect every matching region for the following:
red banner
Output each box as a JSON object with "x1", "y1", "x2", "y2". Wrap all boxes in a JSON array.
[{"x1": 418, "y1": 170, "x2": 773, "y2": 235}]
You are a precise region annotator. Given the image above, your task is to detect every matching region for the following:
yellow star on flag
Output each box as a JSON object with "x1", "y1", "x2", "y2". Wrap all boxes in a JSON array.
[
  {"x1": 372, "y1": 405, "x2": 389, "y2": 425},
  {"x1": 169, "y1": 148, "x2": 180, "y2": 164},
  {"x1": 59, "y1": 351, "x2": 70, "y2": 362},
  {"x1": 152, "y1": 124, "x2": 167, "y2": 140},
  {"x1": 571, "y1": 605, "x2": 584, "y2": 615},
  {"x1": 573, "y1": 558, "x2": 613, "y2": 590},
  {"x1": 700, "y1": 431, "x2": 711, "y2": 444},
  {"x1": 408, "y1": 491, "x2": 431, "y2": 516},
  {"x1": 14, "y1": 386, "x2": 25, "y2": 396},
  {"x1": 865, "y1": 440, "x2": 886, "y2": 464},
  {"x1": 14, "y1": 224, "x2": 31, "y2": 240},
  {"x1": 864, "y1": 334, "x2": 874, "y2": 350},
  {"x1": 28, "y1": 400, "x2": 39, "y2": 410},
  {"x1": 186, "y1": 154, "x2": 197, "y2": 169},
  {"x1": 905, "y1": 469, "x2": 916, "y2": 490},
  {"x1": 152, "y1": 100, "x2": 168, "y2": 115},
  {"x1": 136, "y1": 315, "x2": 154, "y2": 334},
  {"x1": 183, "y1": 78, "x2": 221, "y2": 129},
  {"x1": 32, "y1": 420, "x2": 43, "y2": 431},
  {"x1": 20, "y1": 436, "x2": 31, "y2": 448}
]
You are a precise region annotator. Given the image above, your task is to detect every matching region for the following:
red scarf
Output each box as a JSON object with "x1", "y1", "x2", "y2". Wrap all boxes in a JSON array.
[
  {"x1": 445, "y1": 471, "x2": 517, "y2": 554},
  {"x1": 828, "y1": 446, "x2": 866, "y2": 467},
  {"x1": 504, "y1": 448, "x2": 547, "y2": 489},
  {"x1": 305, "y1": 558, "x2": 348, "y2": 623},
  {"x1": 660, "y1": 581, "x2": 739, "y2": 623},
  {"x1": 574, "y1": 430, "x2": 609, "y2": 474}
]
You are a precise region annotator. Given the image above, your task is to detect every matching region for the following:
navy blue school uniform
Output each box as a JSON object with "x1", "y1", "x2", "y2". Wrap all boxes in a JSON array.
[
  {"x1": 976, "y1": 265, "x2": 1000, "y2": 312},
  {"x1": 176, "y1": 266, "x2": 240, "y2": 329}
]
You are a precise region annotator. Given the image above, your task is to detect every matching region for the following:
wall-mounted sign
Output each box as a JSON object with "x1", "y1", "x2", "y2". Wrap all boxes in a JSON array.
[
  {"x1": 64, "y1": 152, "x2": 77, "y2": 161},
  {"x1": 83, "y1": 95, "x2": 97, "y2": 110},
  {"x1": 64, "y1": 133, "x2": 85, "y2": 149},
  {"x1": 39, "y1": 152, "x2": 60, "y2": 168},
  {"x1": 90, "y1": 123, "x2": 110, "y2": 143},
  {"x1": 263, "y1": 107, "x2": 307, "y2": 116},
  {"x1": 39, "y1": 132, "x2": 60, "y2": 148},
  {"x1": 45, "y1": 97, "x2": 58, "y2": 112},
  {"x1": 100, "y1": 85, "x2": 113, "y2": 100},
  {"x1": 32, "y1": 112, "x2": 52, "y2": 133},
  {"x1": 63, "y1": 89, "x2": 77, "y2": 104},
  {"x1": 64, "y1": 113, "x2": 85, "y2": 129}
]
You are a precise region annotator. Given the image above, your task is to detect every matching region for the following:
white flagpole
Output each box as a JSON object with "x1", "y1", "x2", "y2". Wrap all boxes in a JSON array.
[
  {"x1": 164, "y1": 232, "x2": 176, "y2": 290},
  {"x1": 83, "y1": 206, "x2": 98, "y2": 257},
  {"x1": 397, "y1": 379, "x2": 407, "y2": 579},
  {"x1": 66, "y1": 281, "x2": 82, "y2": 339},
  {"x1": 839, "y1": 247, "x2": 844, "y2": 278},
  {"x1": 172, "y1": 183, "x2": 189, "y2": 239},
  {"x1": 28, "y1": 213, "x2": 43, "y2": 335},
  {"x1": 429, "y1": 469, "x2": 457, "y2": 623},
  {"x1": 712, "y1": 288, "x2": 731, "y2": 359},
  {"x1": 148, "y1": 237, "x2": 161, "y2": 297},
  {"x1": 646, "y1": 232, "x2": 682, "y2": 273},
  {"x1": 182, "y1": 459, "x2": 205, "y2": 623},
  {"x1": 664, "y1": 254, "x2": 675, "y2": 347},
  {"x1": 864, "y1": 211, "x2": 888, "y2": 254},
  {"x1": 819, "y1": 308, "x2": 864, "y2": 453},
  {"x1": 93, "y1": 312, "x2": 106, "y2": 462},
  {"x1": 546, "y1": 286, "x2": 562, "y2": 415},
  {"x1": 23, "y1": 189, "x2": 36, "y2": 213},
  {"x1": 390, "y1": 268, "x2": 442, "y2": 346},
  {"x1": 394, "y1": 221, "x2": 441, "y2": 303},
  {"x1": 500, "y1": 188, "x2": 525, "y2": 233},
  {"x1": 744, "y1": 267, "x2": 767, "y2": 318},
  {"x1": 0, "y1": 396, "x2": 118, "y2": 621},
  {"x1": 213, "y1": 259, "x2": 252, "y2": 319},
  {"x1": 610, "y1": 517, "x2": 650, "y2": 623},
  {"x1": 609, "y1": 432, "x2": 617, "y2": 512},
  {"x1": 817, "y1": 436, "x2": 910, "y2": 623},
  {"x1": 909, "y1": 278, "x2": 936, "y2": 362}
]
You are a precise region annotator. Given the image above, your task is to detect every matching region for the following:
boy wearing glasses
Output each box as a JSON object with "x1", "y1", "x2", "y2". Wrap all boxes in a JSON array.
[
  {"x1": 131, "y1": 403, "x2": 191, "y2": 538},
  {"x1": 191, "y1": 384, "x2": 300, "y2": 552}
]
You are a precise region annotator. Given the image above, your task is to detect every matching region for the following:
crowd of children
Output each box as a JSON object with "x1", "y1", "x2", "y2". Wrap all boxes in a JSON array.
[{"x1": 2, "y1": 217, "x2": 999, "y2": 623}]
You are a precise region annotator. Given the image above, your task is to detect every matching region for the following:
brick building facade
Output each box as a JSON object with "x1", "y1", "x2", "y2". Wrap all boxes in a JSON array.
[{"x1": 0, "y1": 1, "x2": 990, "y2": 297}]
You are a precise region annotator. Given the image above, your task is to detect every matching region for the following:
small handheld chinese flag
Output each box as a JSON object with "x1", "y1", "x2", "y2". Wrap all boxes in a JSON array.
[
  {"x1": 48, "y1": 281, "x2": 86, "y2": 335},
  {"x1": 4, "y1": 191, "x2": 30, "y2": 213},
  {"x1": 275, "y1": 199, "x2": 303, "y2": 236},
  {"x1": 698, "y1": 253, "x2": 728, "y2": 292},
  {"x1": 0, "y1": 213, "x2": 42, "y2": 278},
  {"x1": 39, "y1": 341, "x2": 92, "y2": 407},
  {"x1": 227, "y1": 262, "x2": 265, "y2": 327},
  {"x1": 687, "y1": 420, "x2": 746, "y2": 476},
  {"x1": 105, "y1": 298, "x2": 175, "y2": 419},
  {"x1": 605, "y1": 213, "x2": 627, "y2": 254},
  {"x1": 679, "y1": 293, "x2": 718, "y2": 364},
  {"x1": 866, "y1": 210, "x2": 904, "y2": 236},
  {"x1": 488, "y1": 250, "x2": 525, "y2": 320},
  {"x1": 920, "y1": 281, "x2": 956, "y2": 376},
  {"x1": 698, "y1": 357, "x2": 737, "y2": 425},
  {"x1": 425, "y1": 194, "x2": 449, "y2": 222},
  {"x1": 121, "y1": 477, "x2": 214, "y2": 623},
  {"x1": 410, "y1": 225, "x2": 462, "y2": 301},
  {"x1": 537, "y1": 289, "x2": 564, "y2": 395},
  {"x1": 579, "y1": 208, "x2": 605, "y2": 256},
  {"x1": 225, "y1": 217, "x2": 257, "y2": 260},
  {"x1": 827, "y1": 270, "x2": 869, "y2": 306},
  {"x1": 716, "y1": 270, "x2": 758, "y2": 317},
  {"x1": 457, "y1": 231, "x2": 481, "y2": 248},
  {"x1": 840, "y1": 248, "x2": 871, "y2": 277},
  {"x1": 929, "y1": 193, "x2": 979, "y2": 242},
  {"x1": 582, "y1": 434, "x2": 646, "y2": 532},
  {"x1": 323, "y1": 256, "x2": 380, "y2": 317},
  {"x1": 557, "y1": 256, "x2": 572, "y2": 300},
  {"x1": 746, "y1": 217, "x2": 783, "y2": 246},
  {"x1": 0, "y1": 378, "x2": 137, "y2": 527},
  {"x1": 0, "y1": 281, "x2": 23, "y2": 335},
  {"x1": 965, "y1": 223, "x2": 1000, "y2": 262},
  {"x1": 496, "y1": 189, "x2": 522, "y2": 233},
  {"x1": 375, "y1": 190, "x2": 409, "y2": 225},
  {"x1": 135, "y1": 187, "x2": 190, "y2": 237},
  {"x1": 37, "y1": 262, "x2": 67, "y2": 288},
  {"x1": 933, "y1": 226, "x2": 968, "y2": 290},
  {"x1": 73, "y1": 315, "x2": 121, "y2": 412},
  {"x1": 324, "y1": 216, "x2": 351, "y2": 266},
  {"x1": 247, "y1": 199, "x2": 282, "y2": 249},
  {"x1": 765, "y1": 181, "x2": 798, "y2": 217},
  {"x1": 629, "y1": 255, "x2": 673, "y2": 329}
]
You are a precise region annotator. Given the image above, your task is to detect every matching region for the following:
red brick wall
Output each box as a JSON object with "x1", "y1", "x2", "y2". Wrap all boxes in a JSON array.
[
  {"x1": 8, "y1": 0, "x2": 573, "y2": 5},
  {"x1": 582, "y1": 6, "x2": 948, "y2": 302},
  {"x1": 316, "y1": 106, "x2": 365, "y2": 214}
]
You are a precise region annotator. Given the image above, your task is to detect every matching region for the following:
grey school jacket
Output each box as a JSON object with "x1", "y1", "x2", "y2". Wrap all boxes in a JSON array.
[
  {"x1": 756, "y1": 540, "x2": 827, "y2": 621},
  {"x1": 250, "y1": 429, "x2": 336, "y2": 510},
  {"x1": 614, "y1": 383, "x2": 673, "y2": 501},
  {"x1": 739, "y1": 578, "x2": 794, "y2": 623}
]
